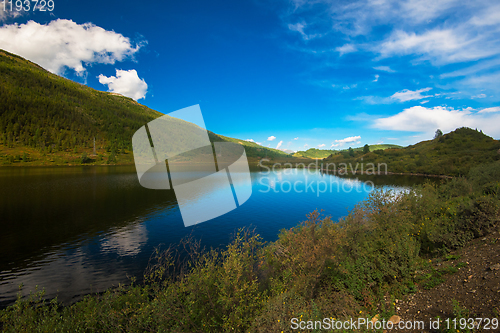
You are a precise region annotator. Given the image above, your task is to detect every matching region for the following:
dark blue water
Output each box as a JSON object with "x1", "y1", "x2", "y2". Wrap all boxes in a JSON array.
[{"x1": 0, "y1": 165, "x2": 433, "y2": 307}]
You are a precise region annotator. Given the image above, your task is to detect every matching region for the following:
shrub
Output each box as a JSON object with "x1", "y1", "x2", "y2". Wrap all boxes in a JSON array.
[{"x1": 80, "y1": 152, "x2": 91, "y2": 164}]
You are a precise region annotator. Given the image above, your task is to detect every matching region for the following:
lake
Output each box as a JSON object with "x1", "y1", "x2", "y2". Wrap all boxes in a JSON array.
[{"x1": 0, "y1": 165, "x2": 438, "y2": 307}]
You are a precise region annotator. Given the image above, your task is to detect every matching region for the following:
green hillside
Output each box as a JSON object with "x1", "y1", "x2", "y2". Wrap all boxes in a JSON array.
[
  {"x1": 293, "y1": 144, "x2": 402, "y2": 159},
  {"x1": 322, "y1": 128, "x2": 500, "y2": 176},
  {"x1": 360, "y1": 144, "x2": 402, "y2": 151},
  {"x1": 0, "y1": 50, "x2": 292, "y2": 166},
  {"x1": 293, "y1": 148, "x2": 337, "y2": 159}
]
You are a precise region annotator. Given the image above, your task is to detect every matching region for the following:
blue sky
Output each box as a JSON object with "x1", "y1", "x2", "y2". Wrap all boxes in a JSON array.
[{"x1": 1, "y1": 0, "x2": 500, "y2": 152}]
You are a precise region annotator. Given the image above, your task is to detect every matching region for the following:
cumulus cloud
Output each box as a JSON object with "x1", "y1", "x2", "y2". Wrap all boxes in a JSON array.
[
  {"x1": 293, "y1": 137, "x2": 299, "y2": 140},
  {"x1": 245, "y1": 139, "x2": 255, "y2": 142},
  {"x1": 267, "y1": 136, "x2": 276, "y2": 141},
  {"x1": 391, "y1": 88, "x2": 433, "y2": 102},
  {"x1": 318, "y1": 144, "x2": 326, "y2": 148},
  {"x1": 373, "y1": 105, "x2": 500, "y2": 138},
  {"x1": 0, "y1": 19, "x2": 143, "y2": 74},
  {"x1": 276, "y1": 140, "x2": 283, "y2": 149},
  {"x1": 331, "y1": 135, "x2": 361, "y2": 148},
  {"x1": 478, "y1": 106, "x2": 500, "y2": 113},
  {"x1": 373, "y1": 74, "x2": 379, "y2": 82},
  {"x1": 99, "y1": 69, "x2": 148, "y2": 101}
]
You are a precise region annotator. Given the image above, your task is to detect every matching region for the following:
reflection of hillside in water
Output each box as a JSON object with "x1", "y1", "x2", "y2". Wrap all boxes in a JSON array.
[
  {"x1": 322, "y1": 171, "x2": 444, "y2": 187},
  {"x1": 0, "y1": 221, "x2": 148, "y2": 307},
  {"x1": 0, "y1": 166, "x2": 177, "y2": 272}
]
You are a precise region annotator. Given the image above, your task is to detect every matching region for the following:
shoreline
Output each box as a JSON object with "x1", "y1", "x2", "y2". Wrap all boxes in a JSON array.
[{"x1": 0, "y1": 162, "x2": 455, "y2": 178}]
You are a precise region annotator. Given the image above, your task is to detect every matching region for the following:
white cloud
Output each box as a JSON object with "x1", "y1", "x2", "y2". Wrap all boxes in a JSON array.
[
  {"x1": 478, "y1": 106, "x2": 500, "y2": 113},
  {"x1": 99, "y1": 69, "x2": 148, "y2": 101},
  {"x1": 472, "y1": 94, "x2": 487, "y2": 99},
  {"x1": 378, "y1": 29, "x2": 479, "y2": 64},
  {"x1": 318, "y1": 144, "x2": 326, "y2": 148},
  {"x1": 0, "y1": 19, "x2": 143, "y2": 75},
  {"x1": 373, "y1": 74, "x2": 379, "y2": 82},
  {"x1": 293, "y1": 137, "x2": 299, "y2": 140},
  {"x1": 336, "y1": 44, "x2": 356, "y2": 56},
  {"x1": 267, "y1": 136, "x2": 276, "y2": 141},
  {"x1": 245, "y1": 139, "x2": 255, "y2": 142},
  {"x1": 469, "y1": 4, "x2": 500, "y2": 27},
  {"x1": 391, "y1": 88, "x2": 433, "y2": 102},
  {"x1": 285, "y1": 0, "x2": 500, "y2": 94},
  {"x1": 355, "y1": 96, "x2": 392, "y2": 105},
  {"x1": 342, "y1": 84, "x2": 357, "y2": 90},
  {"x1": 0, "y1": 8, "x2": 23, "y2": 22},
  {"x1": 288, "y1": 22, "x2": 319, "y2": 40},
  {"x1": 256, "y1": 142, "x2": 262, "y2": 145},
  {"x1": 331, "y1": 135, "x2": 361, "y2": 148},
  {"x1": 372, "y1": 105, "x2": 500, "y2": 137},
  {"x1": 276, "y1": 140, "x2": 283, "y2": 149},
  {"x1": 304, "y1": 144, "x2": 309, "y2": 148},
  {"x1": 373, "y1": 66, "x2": 396, "y2": 73}
]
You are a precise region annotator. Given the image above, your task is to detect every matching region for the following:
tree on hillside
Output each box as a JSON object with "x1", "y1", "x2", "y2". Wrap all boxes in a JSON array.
[
  {"x1": 363, "y1": 144, "x2": 370, "y2": 154},
  {"x1": 348, "y1": 147, "x2": 354, "y2": 157},
  {"x1": 434, "y1": 129, "x2": 443, "y2": 139}
]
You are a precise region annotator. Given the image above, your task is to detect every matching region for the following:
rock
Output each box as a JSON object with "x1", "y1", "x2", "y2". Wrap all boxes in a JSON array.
[
  {"x1": 388, "y1": 315, "x2": 401, "y2": 324},
  {"x1": 490, "y1": 263, "x2": 500, "y2": 271}
]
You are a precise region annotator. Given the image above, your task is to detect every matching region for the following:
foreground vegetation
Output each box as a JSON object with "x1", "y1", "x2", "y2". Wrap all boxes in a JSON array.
[{"x1": 1, "y1": 161, "x2": 499, "y2": 332}]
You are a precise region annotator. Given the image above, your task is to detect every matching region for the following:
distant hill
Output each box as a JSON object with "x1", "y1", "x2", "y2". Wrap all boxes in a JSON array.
[
  {"x1": 293, "y1": 144, "x2": 402, "y2": 159},
  {"x1": 293, "y1": 148, "x2": 337, "y2": 159},
  {"x1": 355, "y1": 144, "x2": 402, "y2": 152},
  {"x1": 0, "y1": 50, "x2": 291, "y2": 166},
  {"x1": 322, "y1": 128, "x2": 500, "y2": 176},
  {"x1": 280, "y1": 149, "x2": 295, "y2": 154}
]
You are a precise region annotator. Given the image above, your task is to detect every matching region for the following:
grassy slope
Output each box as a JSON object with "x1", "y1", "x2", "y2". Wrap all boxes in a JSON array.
[
  {"x1": 323, "y1": 128, "x2": 500, "y2": 177},
  {"x1": 0, "y1": 49, "x2": 295, "y2": 166},
  {"x1": 293, "y1": 144, "x2": 402, "y2": 159}
]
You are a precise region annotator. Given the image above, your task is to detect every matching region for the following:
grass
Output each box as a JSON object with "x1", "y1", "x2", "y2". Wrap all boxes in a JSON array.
[
  {"x1": 1, "y1": 161, "x2": 499, "y2": 332},
  {"x1": 417, "y1": 263, "x2": 463, "y2": 290}
]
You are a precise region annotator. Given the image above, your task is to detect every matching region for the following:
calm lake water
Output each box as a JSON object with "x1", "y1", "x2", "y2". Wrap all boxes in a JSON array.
[{"x1": 0, "y1": 165, "x2": 438, "y2": 307}]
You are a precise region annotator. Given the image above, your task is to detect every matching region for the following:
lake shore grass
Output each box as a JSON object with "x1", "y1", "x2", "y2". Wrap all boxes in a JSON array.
[{"x1": 1, "y1": 161, "x2": 499, "y2": 332}]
